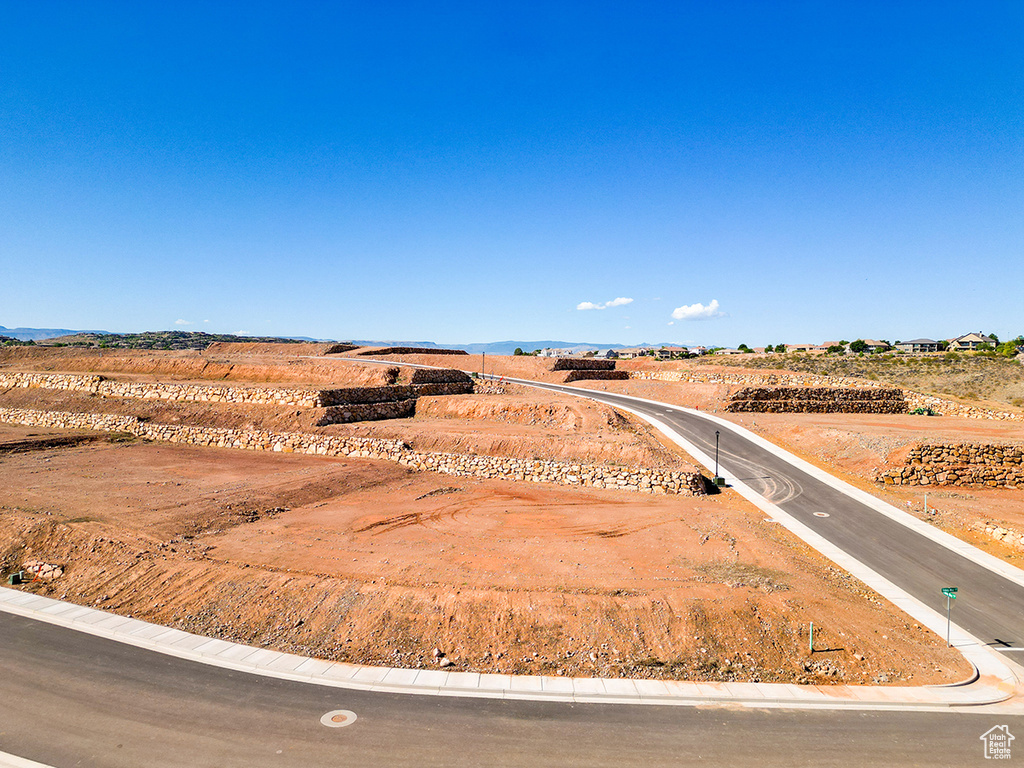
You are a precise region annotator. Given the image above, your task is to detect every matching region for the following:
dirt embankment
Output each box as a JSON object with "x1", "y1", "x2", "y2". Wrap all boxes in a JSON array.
[
  {"x1": 0, "y1": 347, "x2": 393, "y2": 387},
  {"x1": 0, "y1": 432, "x2": 969, "y2": 685},
  {"x1": 0, "y1": 348, "x2": 695, "y2": 472},
  {"x1": 715, "y1": 410, "x2": 1024, "y2": 565}
]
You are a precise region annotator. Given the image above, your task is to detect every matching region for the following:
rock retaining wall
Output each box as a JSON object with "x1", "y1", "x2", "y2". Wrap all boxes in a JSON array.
[
  {"x1": 0, "y1": 372, "x2": 473, "y2": 411},
  {"x1": 411, "y1": 368, "x2": 473, "y2": 384},
  {"x1": 315, "y1": 401, "x2": 417, "y2": 425},
  {"x1": 630, "y1": 370, "x2": 875, "y2": 388},
  {"x1": 357, "y1": 347, "x2": 468, "y2": 356},
  {"x1": 726, "y1": 387, "x2": 906, "y2": 414},
  {"x1": 876, "y1": 443, "x2": 1024, "y2": 489},
  {"x1": 976, "y1": 522, "x2": 1024, "y2": 551},
  {"x1": 630, "y1": 370, "x2": 1023, "y2": 421},
  {"x1": 0, "y1": 372, "x2": 103, "y2": 393},
  {"x1": 903, "y1": 392, "x2": 1024, "y2": 421},
  {"x1": 553, "y1": 358, "x2": 617, "y2": 371},
  {"x1": 0, "y1": 407, "x2": 707, "y2": 496},
  {"x1": 564, "y1": 370, "x2": 630, "y2": 382}
]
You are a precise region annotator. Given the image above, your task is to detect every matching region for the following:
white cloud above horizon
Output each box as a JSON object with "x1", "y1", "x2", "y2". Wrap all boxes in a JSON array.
[
  {"x1": 174, "y1": 319, "x2": 193, "y2": 326},
  {"x1": 671, "y1": 299, "x2": 723, "y2": 321},
  {"x1": 576, "y1": 297, "x2": 633, "y2": 311}
]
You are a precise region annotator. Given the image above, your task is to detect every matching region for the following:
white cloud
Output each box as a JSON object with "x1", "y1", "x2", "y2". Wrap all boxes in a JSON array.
[
  {"x1": 174, "y1": 319, "x2": 193, "y2": 326},
  {"x1": 671, "y1": 299, "x2": 723, "y2": 321},
  {"x1": 577, "y1": 297, "x2": 633, "y2": 311}
]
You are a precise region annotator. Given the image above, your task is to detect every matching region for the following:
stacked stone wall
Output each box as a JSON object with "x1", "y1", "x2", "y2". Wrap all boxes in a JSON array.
[
  {"x1": 101, "y1": 381, "x2": 320, "y2": 406},
  {"x1": 316, "y1": 401, "x2": 417, "y2": 425},
  {"x1": 0, "y1": 372, "x2": 102, "y2": 393},
  {"x1": 0, "y1": 407, "x2": 706, "y2": 497},
  {"x1": 357, "y1": 347, "x2": 468, "y2": 356},
  {"x1": 631, "y1": 370, "x2": 1024, "y2": 421},
  {"x1": 564, "y1": 370, "x2": 630, "y2": 382},
  {"x1": 726, "y1": 387, "x2": 906, "y2": 414},
  {"x1": 630, "y1": 370, "x2": 874, "y2": 388},
  {"x1": 553, "y1": 358, "x2": 617, "y2": 371},
  {"x1": 1, "y1": 372, "x2": 473, "y2": 413},
  {"x1": 410, "y1": 368, "x2": 473, "y2": 384},
  {"x1": 903, "y1": 392, "x2": 1024, "y2": 421},
  {"x1": 876, "y1": 443, "x2": 1024, "y2": 489}
]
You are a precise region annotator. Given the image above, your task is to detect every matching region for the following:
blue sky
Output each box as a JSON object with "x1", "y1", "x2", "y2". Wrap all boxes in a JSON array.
[{"x1": 2, "y1": 1, "x2": 1021, "y2": 346}]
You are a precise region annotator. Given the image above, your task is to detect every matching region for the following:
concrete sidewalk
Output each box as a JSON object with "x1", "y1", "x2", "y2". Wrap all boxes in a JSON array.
[{"x1": 2, "y1": 585, "x2": 1020, "y2": 712}]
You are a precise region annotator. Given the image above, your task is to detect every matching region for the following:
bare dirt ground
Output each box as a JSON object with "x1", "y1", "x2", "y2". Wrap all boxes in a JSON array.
[
  {"x1": 0, "y1": 348, "x2": 984, "y2": 684},
  {"x1": 0, "y1": 426, "x2": 968, "y2": 685},
  {"x1": 695, "y1": 350, "x2": 1024, "y2": 409},
  {"x1": 0, "y1": 383, "x2": 688, "y2": 472},
  {"x1": 715, "y1": 411, "x2": 1024, "y2": 566},
  {"x1": 0, "y1": 346, "x2": 394, "y2": 387}
]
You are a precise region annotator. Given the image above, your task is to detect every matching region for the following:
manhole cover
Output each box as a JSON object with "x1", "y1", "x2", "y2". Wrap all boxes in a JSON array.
[
  {"x1": 320, "y1": 709, "x2": 358, "y2": 728},
  {"x1": 813, "y1": 512, "x2": 830, "y2": 518}
]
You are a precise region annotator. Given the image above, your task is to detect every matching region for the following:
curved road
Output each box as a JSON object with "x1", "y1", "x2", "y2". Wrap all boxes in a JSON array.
[
  {"x1": 0, "y1": 611, "x2": 1018, "y2": 768},
  {"x1": 4, "y1": 372, "x2": 1024, "y2": 766},
  {"x1": 504, "y1": 377, "x2": 1024, "y2": 652}
]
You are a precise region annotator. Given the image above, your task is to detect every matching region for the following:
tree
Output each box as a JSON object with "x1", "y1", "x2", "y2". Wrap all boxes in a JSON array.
[
  {"x1": 513, "y1": 347, "x2": 524, "y2": 356},
  {"x1": 827, "y1": 345, "x2": 845, "y2": 354},
  {"x1": 775, "y1": 344, "x2": 786, "y2": 354},
  {"x1": 849, "y1": 339, "x2": 868, "y2": 353},
  {"x1": 937, "y1": 340, "x2": 950, "y2": 351},
  {"x1": 989, "y1": 333, "x2": 1000, "y2": 344},
  {"x1": 764, "y1": 344, "x2": 774, "y2": 353},
  {"x1": 738, "y1": 343, "x2": 751, "y2": 352}
]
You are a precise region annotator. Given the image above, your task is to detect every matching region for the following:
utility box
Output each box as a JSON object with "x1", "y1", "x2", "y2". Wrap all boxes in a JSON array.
[
  {"x1": 7, "y1": 571, "x2": 23, "y2": 585},
  {"x1": 714, "y1": 477, "x2": 726, "y2": 487}
]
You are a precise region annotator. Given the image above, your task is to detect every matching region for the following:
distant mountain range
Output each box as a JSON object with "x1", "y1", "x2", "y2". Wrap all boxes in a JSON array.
[
  {"x1": 0, "y1": 324, "x2": 112, "y2": 341},
  {"x1": 2, "y1": 326, "x2": 705, "y2": 355}
]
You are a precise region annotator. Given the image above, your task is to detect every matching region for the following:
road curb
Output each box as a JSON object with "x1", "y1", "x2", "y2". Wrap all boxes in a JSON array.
[{"x1": 1, "y1": 584, "x2": 1018, "y2": 711}]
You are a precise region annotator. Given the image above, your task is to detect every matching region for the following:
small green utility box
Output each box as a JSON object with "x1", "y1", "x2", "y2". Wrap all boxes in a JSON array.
[
  {"x1": 7, "y1": 571, "x2": 24, "y2": 585},
  {"x1": 714, "y1": 476, "x2": 726, "y2": 487}
]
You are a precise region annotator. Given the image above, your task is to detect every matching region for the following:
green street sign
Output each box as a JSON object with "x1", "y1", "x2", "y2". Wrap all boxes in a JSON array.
[{"x1": 942, "y1": 587, "x2": 958, "y2": 599}]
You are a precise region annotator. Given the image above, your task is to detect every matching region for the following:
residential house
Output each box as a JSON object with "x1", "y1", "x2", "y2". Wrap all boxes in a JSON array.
[
  {"x1": 895, "y1": 338, "x2": 939, "y2": 353},
  {"x1": 656, "y1": 346, "x2": 689, "y2": 360},
  {"x1": 949, "y1": 332, "x2": 997, "y2": 351},
  {"x1": 616, "y1": 347, "x2": 648, "y2": 359}
]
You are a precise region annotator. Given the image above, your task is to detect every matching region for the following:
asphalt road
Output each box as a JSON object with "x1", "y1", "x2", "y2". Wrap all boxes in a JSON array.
[
  {"x1": 5, "y1": 370, "x2": 1024, "y2": 766},
  {"x1": 0, "y1": 612, "x2": 1020, "y2": 768},
  {"x1": 505, "y1": 378, "x2": 1024, "y2": 653}
]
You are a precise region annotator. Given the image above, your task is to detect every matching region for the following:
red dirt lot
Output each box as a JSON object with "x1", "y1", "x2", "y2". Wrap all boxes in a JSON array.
[
  {"x1": 1, "y1": 425, "x2": 968, "y2": 685},
  {"x1": 714, "y1": 410, "x2": 1024, "y2": 566}
]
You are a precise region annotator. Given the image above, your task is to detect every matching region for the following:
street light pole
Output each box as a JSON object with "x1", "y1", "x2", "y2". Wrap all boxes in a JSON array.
[{"x1": 715, "y1": 430, "x2": 720, "y2": 481}]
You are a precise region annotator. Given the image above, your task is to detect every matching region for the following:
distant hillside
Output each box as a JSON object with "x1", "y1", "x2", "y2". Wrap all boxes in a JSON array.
[
  {"x1": 452, "y1": 341, "x2": 709, "y2": 356},
  {"x1": 39, "y1": 331, "x2": 323, "y2": 351},
  {"x1": 0, "y1": 325, "x2": 110, "y2": 341}
]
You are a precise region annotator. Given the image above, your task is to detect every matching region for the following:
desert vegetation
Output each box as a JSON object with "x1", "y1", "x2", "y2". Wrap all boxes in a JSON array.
[{"x1": 697, "y1": 351, "x2": 1024, "y2": 408}]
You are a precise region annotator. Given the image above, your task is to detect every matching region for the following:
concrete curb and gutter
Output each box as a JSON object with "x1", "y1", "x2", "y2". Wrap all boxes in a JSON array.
[
  {"x1": 0, "y1": 585, "x2": 1016, "y2": 712},
  {"x1": 4, "y1": 366, "x2": 1022, "y2": 716},
  {"x1": 497, "y1": 379, "x2": 1024, "y2": 709}
]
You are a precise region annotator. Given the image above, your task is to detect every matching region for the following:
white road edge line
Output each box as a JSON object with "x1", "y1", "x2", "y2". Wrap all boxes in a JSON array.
[
  {"x1": 2, "y1": 366, "x2": 1021, "y2": 718},
  {"x1": 496, "y1": 378, "x2": 1024, "y2": 693}
]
